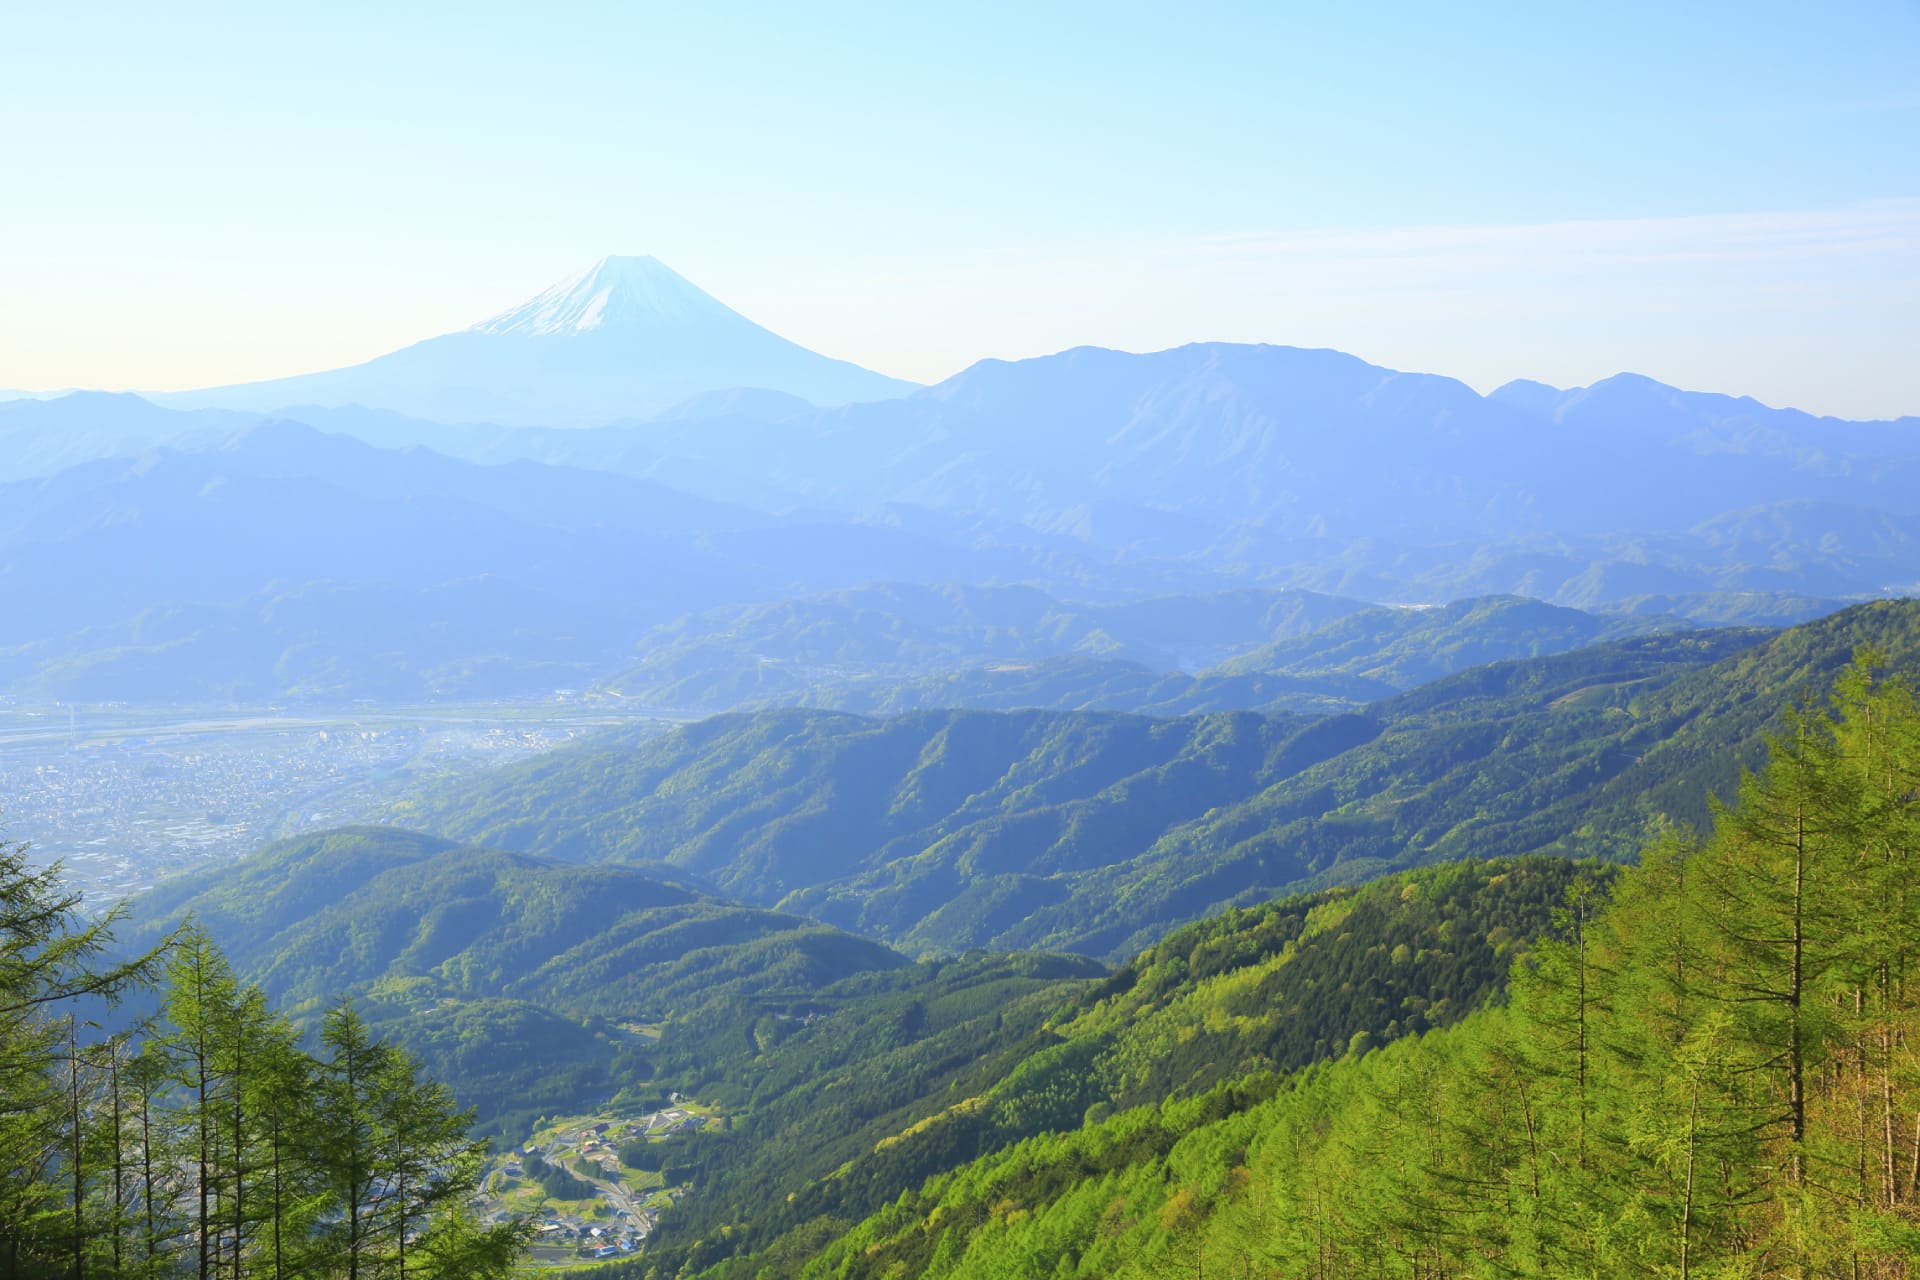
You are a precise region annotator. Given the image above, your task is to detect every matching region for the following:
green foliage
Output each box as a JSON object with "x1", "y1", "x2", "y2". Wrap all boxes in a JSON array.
[
  {"x1": 617, "y1": 857, "x2": 1586, "y2": 1278},
  {"x1": 1206, "y1": 592, "x2": 1679, "y2": 685},
  {"x1": 618, "y1": 1139, "x2": 664, "y2": 1171},
  {"x1": 407, "y1": 603, "x2": 1920, "y2": 958},
  {"x1": 0, "y1": 836, "x2": 167, "y2": 1277},
  {"x1": 796, "y1": 654, "x2": 1387, "y2": 719},
  {"x1": 602, "y1": 582, "x2": 1374, "y2": 712},
  {"x1": 741, "y1": 656, "x2": 1920, "y2": 1280},
  {"x1": 523, "y1": 1152, "x2": 598, "y2": 1200},
  {"x1": 125, "y1": 828, "x2": 909, "y2": 1133},
  {"x1": 0, "y1": 852, "x2": 528, "y2": 1276}
]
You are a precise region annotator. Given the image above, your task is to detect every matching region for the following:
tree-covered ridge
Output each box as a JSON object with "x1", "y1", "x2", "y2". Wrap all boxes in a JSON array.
[
  {"x1": 1204, "y1": 592, "x2": 1681, "y2": 685},
  {"x1": 128, "y1": 828, "x2": 904, "y2": 1017},
  {"x1": 603, "y1": 587, "x2": 1707, "y2": 721},
  {"x1": 615, "y1": 857, "x2": 1592, "y2": 1279},
  {"x1": 123, "y1": 828, "x2": 908, "y2": 1135},
  {"x1": 408, "y1": 603, "x2": 1920, "y2": 958},
  {"x1": 0, "y1": 846, "x2": 524, "y2": 1277},
  {"x1": 791, "y1": 654, "x2": 1390, "y2": 719},
  {"x1": 772, "y1": 658, "x2": 1920, "y2": 1280},
  {"x1": 1069, "y1": 855, "x2": 1609, "y2": 1103},
  {"x1": 392, "y1": 706, "x2": 1331, "y2": 946},
  {"x1": 603, "y1": 582, "x2": 1375, "y2": 712}
]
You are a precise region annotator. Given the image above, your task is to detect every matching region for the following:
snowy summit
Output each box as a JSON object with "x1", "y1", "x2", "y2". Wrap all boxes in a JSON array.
[
  {"x1": 161, "y1": 257, "x2": 918, "y2": 427},
  {"x1": 470, "y1": 256, "x2": 740, "y2": 337}
]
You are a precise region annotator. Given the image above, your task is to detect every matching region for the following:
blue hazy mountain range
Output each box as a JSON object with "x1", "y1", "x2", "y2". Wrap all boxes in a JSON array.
[
  {"x1": 590, "y1": 343, "x2": 1920, "y2": 544},
  {"x1": 1, "y1": 258, "x2": 1912, "y2": 702},
  {"x1": 158, "y1": 256, "x2": 919, "y2": 426},
  {"x1": 0, "y1": 423, "x2": 1082, "y2": 700}
]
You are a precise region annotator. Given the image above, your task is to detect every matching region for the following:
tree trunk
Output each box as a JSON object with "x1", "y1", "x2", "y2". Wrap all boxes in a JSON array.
[{"x1": 68, "y1": 1018, "x2": 83, "y2": 1280}]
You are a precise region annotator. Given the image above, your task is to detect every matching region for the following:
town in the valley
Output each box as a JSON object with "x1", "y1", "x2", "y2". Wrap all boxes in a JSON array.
[{"x1": 474, "y1": 1098, "x2": 723, "y2": 1265}]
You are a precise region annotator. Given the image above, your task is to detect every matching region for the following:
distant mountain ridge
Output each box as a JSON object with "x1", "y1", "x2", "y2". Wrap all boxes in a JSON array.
[
  {"x1": 19, "y1": 336, "x2": 1920, "y2": 589},
  {"x1": 602, "y1": 586, "x2": 1696, "y2": 717},
  {"x1": 402, "y1": 601, "x2": 1920, "y2": 957},
  {"x1": 1207, "y1": 594, "x2": 1679, "y2": 685},
  {"x1": 605, "y1": 582, "x2": 1376, "y2": 712},
  {"x1": 160, "y1": 256, "x2": 918, "y2": 426},
  {"x1": 197, "y1": 338, "x2": 1915, "y2": 599},
  {"x1": 0, "y1": 421, "x2": 1066, "y2": 700},
  {"x1": 4, "y1": 333, "x2": 1915, "y2": 705},
  {"x1": 0, "y1": 391, "x2": 257, "y2": 481}
]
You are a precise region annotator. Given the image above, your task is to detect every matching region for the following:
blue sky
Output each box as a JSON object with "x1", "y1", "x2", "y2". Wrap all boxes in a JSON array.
[{"x1": 3, "y1": 1, "x2": 1916, "y2": 416}]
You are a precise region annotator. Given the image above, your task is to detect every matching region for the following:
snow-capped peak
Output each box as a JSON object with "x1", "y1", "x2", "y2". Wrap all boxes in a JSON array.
[{"x1": 469, "y1": 255, "x2": 738, "y2": 336}]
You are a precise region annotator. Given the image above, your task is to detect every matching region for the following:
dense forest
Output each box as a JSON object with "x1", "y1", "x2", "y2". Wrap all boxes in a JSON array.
[
  {"x1": 610, "y1": 857, "x2": 1598, "y2": 1278},
  {"x1": 0, "y1": 847, "x2": 526, "y2": 1277},
  {"x1": 605, "y1": 587, "x2": 1694, "y2": 718},
  {"x1": 118, "y1": 829, "x2": 909, "y2": 1138},
  {"x1": 726, "y1": 656, "x2": 1920, "y2": 1278},
  {"x1": 401, "y1": 600, "x2": 1920, "y2": 958},
  {"x1": 24, "y1": 606, "x2": 1920, "y2": 1278}
]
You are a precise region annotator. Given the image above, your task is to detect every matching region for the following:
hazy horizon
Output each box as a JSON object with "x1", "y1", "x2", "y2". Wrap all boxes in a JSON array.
[{"x1": 3, "y1": 3, "x2": 1916, "y2": 419}]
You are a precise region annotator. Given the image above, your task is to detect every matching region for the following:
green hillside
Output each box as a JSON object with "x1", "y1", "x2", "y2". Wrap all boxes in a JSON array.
[
  {"x1": 129, "y1": 827, "x2": 906, "y2": 1015},
  {"x1": 723, "y1": 657, "x2": 1920, "y2": 1280},
  {"x1": 126, "y1": 828, "x2": 910, "y2": 1134},
  {"x1": 1206, "y1": 592, "x2": 1684, "y2": 684},
  {"x1": 405, "y1": 608, "x2": 1920, "y2": 957},
  {"x1": 100, "y1": 609, "x2": 1920, "y2": 1276},
  {"x1": 598, "y1": 856, "x2": 1598, "y2": 1278},
  {"x1": 122, "y1": 840, "x2": 1606, "y2": 1275},
  {"x1": 396, "y1": 705, "x2": 1358, "y2": 951},
  {"x1": 604, "y1": 588, "x2": 1724, "y2": 720},
  {"x1": 791, "y1": 654, "x2": 1390, "y2": 717},
  {"x1": 604, "y1": 583, "x2": 1372, "y2": 712}
]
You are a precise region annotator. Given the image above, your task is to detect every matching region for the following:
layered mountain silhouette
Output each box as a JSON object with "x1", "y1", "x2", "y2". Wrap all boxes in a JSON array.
[
  {"x1": 7, "y1": 323, "x2": 1916, "y2": 703},
  {"x1": 0, "y1": 421, "x2": 1065, "y2": 700},
  {"x1": 610, "y1": 342, "x2": 1920, "y2": 539},
  {"x1": 162, "y1": 256, "x2": 917, "y2": 426}
]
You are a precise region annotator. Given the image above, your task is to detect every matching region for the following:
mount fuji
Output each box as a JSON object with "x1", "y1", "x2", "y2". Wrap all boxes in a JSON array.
[{"x1": 162, "y1": 256, "x2": 917, "y2": 427}]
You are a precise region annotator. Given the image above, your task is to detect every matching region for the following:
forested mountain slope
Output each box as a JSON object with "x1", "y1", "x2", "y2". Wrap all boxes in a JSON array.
[
  {"x1": 606, "y1": 587, "x2": 1691, "y2": 720},
  {"x1": 739, "y1": 661, "x2": 1920, "y2": 1280},
  {"x1": 0, "y1": 842, "x2": 525, "y2": 1276},
  {"x1": 594, "y1": 857, "x2": 1598, "y2": 1279},
  {"x1": 117, "y1": 819, "x2": 1601, "y2": 1277},
  {"x1": 124, "y1": 827, "x2": 908, "y2": 1133},
  {"x1": 604, "y1": 582, "x2": 1372, "y2": 713},
  {"x1": 1207, "y1": 593, "x2": 1680, "y2": 685},
  {"x1": 398, "y1": 605, "x2": 1920, "y2": 957},
  {"x1": 790, "y1": 655, "x2": 1390, "y2": 718}
]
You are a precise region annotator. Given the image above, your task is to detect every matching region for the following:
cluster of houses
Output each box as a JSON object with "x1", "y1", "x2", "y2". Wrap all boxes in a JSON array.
[
  {"x1": 566, "y1": 1109, "x2": 705, "y2": 1151},
  {"x1": 634, "y1": 1107, "x2": 708, "y2": 1137},
  {"x1": 475, "y1": 1104, "x2": 719, "y2": 1265},
  {"x1": 532, "y1": 1213, "x2": 656, "y2": 1259}
]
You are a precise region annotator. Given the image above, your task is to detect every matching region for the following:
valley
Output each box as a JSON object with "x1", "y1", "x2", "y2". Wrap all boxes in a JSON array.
[
  {"x1": 7, "y1": 13, "x2": 1914, "y2": 1277},
  {"x1": 0, "y1": 697, "x2": 671, "y2": 902},
  {"x1": 475, "y1": 1101, "x2": 726, "y2": 1266},
  {"x1": 70, "y1": 600, "x2": 1920, "y2": 1277}
]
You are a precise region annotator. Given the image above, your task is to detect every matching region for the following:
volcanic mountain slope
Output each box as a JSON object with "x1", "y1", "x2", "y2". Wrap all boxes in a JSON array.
[{"x1": 164, "y1": 255, "x2": 917, "y2": 425}]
